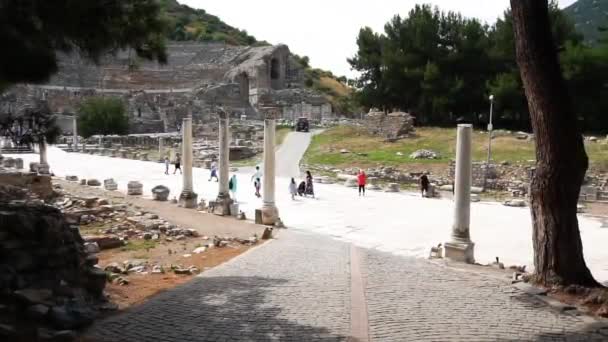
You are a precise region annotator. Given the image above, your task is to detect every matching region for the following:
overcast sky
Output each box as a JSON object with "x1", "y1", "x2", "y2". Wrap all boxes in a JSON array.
[{"x1": 180, "y1": 0, "x2": 578, "y2": 78}]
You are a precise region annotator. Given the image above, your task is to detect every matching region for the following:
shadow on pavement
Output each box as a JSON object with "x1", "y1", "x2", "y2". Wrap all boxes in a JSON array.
[{"x1": 85, "y1": 276, "x2": 346, "y2": 342}]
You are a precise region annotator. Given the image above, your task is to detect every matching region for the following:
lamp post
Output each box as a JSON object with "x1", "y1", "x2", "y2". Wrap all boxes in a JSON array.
[{"x1": 482, "y1": 95, "x2": 495, "y2": 191}]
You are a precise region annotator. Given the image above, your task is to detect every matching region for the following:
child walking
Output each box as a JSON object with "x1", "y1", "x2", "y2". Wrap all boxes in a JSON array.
[{"x1": 289, "y1": 178, "x2": 297, "y2": 200}]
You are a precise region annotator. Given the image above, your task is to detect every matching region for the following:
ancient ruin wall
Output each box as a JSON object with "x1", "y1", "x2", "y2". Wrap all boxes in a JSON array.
[{"x1": 364, "y1": 112, "x2": 415, "y2": 139}]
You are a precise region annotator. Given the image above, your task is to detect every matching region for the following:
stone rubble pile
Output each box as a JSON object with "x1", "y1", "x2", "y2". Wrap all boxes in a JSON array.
[
  {"x1": 101, "y1": 235, "x2": 259, "y2": 284},
  {"x1": 0, "y1": 196, "x2": 109, "y2": 341},
  {"x1": 409, "y1": 149, "x2": 439, "y2": 160}
]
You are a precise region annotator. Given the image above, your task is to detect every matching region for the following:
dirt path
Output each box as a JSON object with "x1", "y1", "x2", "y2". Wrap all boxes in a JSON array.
[{"x1": 57, "y1": 179, "x2": 266, "y2": 239}]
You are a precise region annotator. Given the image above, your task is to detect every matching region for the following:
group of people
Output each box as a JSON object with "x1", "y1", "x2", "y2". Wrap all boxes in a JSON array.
[
  {"x1": 289, "y1": 171, "x2": 315, "y2": 200},
  {"x1": 164, "y1": 154, "x2": 182, "y2": 175},
  {"x1": 355, "y1": 169, "x2": 431, "y2": 197}
]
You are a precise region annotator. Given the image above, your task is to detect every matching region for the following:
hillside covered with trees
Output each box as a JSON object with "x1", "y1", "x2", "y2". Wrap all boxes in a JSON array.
[
  {"x1": 349, "y1": 1, "x2": 608, "y2": 132},
  {"x1": 564, "y1": 0, "x2": 608, "y2": 45},
  {"x1": 159, "y1": 0, "x2": 356, "y2": 115},
  {"x1": 160, "y1": 0, "x2": 261, "y2": 46}
]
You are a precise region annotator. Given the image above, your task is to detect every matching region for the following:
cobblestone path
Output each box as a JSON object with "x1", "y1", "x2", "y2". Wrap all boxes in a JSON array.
[{"x1": 87, "y1": 230, "x2": 608, "y2": 341}]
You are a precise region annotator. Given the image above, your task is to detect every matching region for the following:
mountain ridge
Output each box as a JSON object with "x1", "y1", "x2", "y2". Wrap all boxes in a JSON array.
[{"x1": 564, "y1": 0, "x2": 608, "y2": 45}]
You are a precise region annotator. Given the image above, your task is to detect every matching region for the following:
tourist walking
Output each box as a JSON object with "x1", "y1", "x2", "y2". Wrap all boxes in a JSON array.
[
  {"x1": 420, "y1": 173, "x2": 430, "y2": 197},
  {"x1": 289, "y1": 178, "x2": 297, "y2": 200},
  {"x1": 229, "y1": 174, "x2": 238, "y2": 202},
  {"x1": 209, "y1": 161, "x2": 219, "y2": 182},
  {"x1": 164, "y1": 156, "x2": 170, "y2": 175},
  {"x1": 251, "y1": 166, "x2": 262, "y2": 198},
  {"x1": 173, "y1": 153, "x2": 182, "y2": 175},
  {"x1": 304, "y1": 170, "x2": 315, "y2": 198},
  {"x1": 357, "y1": 170, "x2": 367, "y2": 196}
]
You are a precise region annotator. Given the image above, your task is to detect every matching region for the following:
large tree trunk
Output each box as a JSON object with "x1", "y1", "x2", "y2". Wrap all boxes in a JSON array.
[{"x1": 511, "y1": 0, "x2": 599, "y2": 287}]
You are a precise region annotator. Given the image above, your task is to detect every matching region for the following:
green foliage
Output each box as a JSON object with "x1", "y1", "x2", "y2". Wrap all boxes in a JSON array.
[
  {"x1": 160, "y1": 0, "x2": 261, "y2": 46},
  {"x1": 305, "y1": 126, "x2": 608, "y2": 169},
  {"x1": 349, "y1": 2, "x2": 608, "y2": 132},
  {"x1": 78, "y1": 97, "x2": 129, "y2": 138},
  {"x1": 0, "y1": 0, "x2": 168, "y2": 89},
  {"x1": 564, "y1": 0, "x2": 608, "y2": 45}
]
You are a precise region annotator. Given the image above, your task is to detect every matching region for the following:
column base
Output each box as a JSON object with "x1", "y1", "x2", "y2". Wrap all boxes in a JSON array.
[
  {"x1": 38, "y1": 163, "x2": 50, "y2": 175},
  {"x1": 179, "y1": 191, "x2": 198, "y2": 209},
  {"x1": 444, "y1": 241, "x2": 475, "y2": 264},
  {"x1": 212, "y1": 193, "x2": 234, "y2": 216},
  {"x1": 260, "y1": 204, "x2": 279, "y2": 225}
]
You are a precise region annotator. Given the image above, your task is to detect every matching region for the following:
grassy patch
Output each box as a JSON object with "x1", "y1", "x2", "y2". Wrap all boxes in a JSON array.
[
  {"x1": 121, "y1": 239, "x2": 158, "y2": 252},
  {"x1": 304, "y1": 126, "x2": 608, "y2": 170}
]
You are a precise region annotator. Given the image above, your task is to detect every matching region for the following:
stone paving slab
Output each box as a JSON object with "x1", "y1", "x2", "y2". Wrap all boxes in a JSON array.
[
  {"x1": 363, "y1": 250, "x2": 608, "y2": 341},
  {"x1": 86, "y1": 230, "x2": 351, "y2": 342},
  {"x1": 86, "y1": 229, "x2": 608, "y2": 342}
]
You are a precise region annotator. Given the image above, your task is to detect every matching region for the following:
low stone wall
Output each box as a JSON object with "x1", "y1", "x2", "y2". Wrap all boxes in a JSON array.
[
  {"x1": 0, "y1": 200, "x2": 106, "y2": 340},
  {"x1": 0, "y1": 171, "x2": 53, "y2": 198},
  {"x1": 364, "y1": 111, "x2": 415, "y2": 140}
]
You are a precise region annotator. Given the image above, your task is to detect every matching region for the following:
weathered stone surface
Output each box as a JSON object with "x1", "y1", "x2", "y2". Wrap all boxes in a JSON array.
[
  {"x1": 84, "y1": 236, "x2": 122, "y2": 250},
  {"x1": 14, "y1": 158, "x2": 24, "y2": 169},
  {"x1": 504, "y1": 199, "x2": 526, "y2": 207},
  {"x1": 127, "y1": 181, "x2": 143, "y2": 195},
  {"x1": 86, "y1": 179, "x2": 101, "y2": 186},
  {"x1": 410, "y1": 149, "x2": 439, "y2": 159},
  {"x1": 151, "y1": 185, "x2": 170, "y2": 201},
  {"x1": 0, "y1": 201, "x2": 105, "y2": 335},
  {"x1": 103, "y1": 179, "x2": 118, "y2": 191},
  {"x1": 364, "y1": 111, "x2": 414, "y2": 140},
  {"x1": 84, "y1": 242, "x2": 100, "y2": 254}
]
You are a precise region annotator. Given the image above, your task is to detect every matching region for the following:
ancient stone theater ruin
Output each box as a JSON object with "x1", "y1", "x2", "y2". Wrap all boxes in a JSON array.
[{"x1": 1, "y1": 42, "x2": 332, "y2": 134}]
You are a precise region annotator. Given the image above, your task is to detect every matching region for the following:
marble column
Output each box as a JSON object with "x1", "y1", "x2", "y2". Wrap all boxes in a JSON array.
[
  {"x1": 38, "y1": 139, "x2": 50, "y2": 174},
  {"x1": 213, "y1": 109, "x2": 233, "y2": 215},
  {"x1": 259, "y1": 107, "x2": 280, "y2": 225},
  {"x1": 158, "y1": 137, "x2": 164, "y2": 161},
  {"x1": 179, "y1": 115, "x2": 197, "y2": 208},
  {"x1": 444, "y1": 124, "x2": 475, "y2": 263},
  {"x1": 72, "y1": 116, "x2": 78, "y2": 151}
]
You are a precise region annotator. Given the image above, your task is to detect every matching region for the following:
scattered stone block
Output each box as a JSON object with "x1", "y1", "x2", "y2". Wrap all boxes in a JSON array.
[
  {"x1": 104, "y1": 179, "x2": 118, "y2": 191},
  {"x1": 255, "y1": 209, "x2": 263, "y2": 224},
  {"x1": 86, "y1": 179, "x2": 101, "y2": 186},
  {"x1": 504, "y1": 199, "x2": 526, "y2": 207},
  {"x1": 151, "y1": 185, "x2": 170, "y2": 201},
  {"x1": 14, "y1": 158, "x2": 24, "y2": 169},
  {"x1": 127, "y1": 181, "x2": 143, "y2": 196},
  {"x1": 84, "y1": 242, "x2": 100, "y2": 254},
  {"x1": 65, "y1": 175, "x2": 78, "y2": 182},
  {"x1": 79, "y1": 179, "x2": 87, "y2": 186},
  {"x1": 410, "y1": 149, "x2": 439, "y2": 159}
]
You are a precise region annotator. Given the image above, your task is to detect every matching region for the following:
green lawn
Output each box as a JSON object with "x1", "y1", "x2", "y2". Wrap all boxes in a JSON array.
[{"x1": 304, "y1": 126, "x2": 608, "y2": 170}]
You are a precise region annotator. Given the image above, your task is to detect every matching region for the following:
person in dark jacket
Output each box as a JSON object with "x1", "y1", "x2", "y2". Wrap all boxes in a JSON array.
[
  {"x1": 420, "y1": 173, "x2": 430, "y2": 197},
  {"x1": 304, "y1": 170, "x2": 315, "y2": 198}
]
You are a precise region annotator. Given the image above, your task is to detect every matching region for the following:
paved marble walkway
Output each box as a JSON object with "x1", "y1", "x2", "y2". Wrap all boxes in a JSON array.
[{"x1": 86, "y1": 229, "x2": 608, "y2": 342}]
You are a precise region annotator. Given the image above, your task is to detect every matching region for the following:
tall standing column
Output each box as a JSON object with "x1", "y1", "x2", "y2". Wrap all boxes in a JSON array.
[
  {"x1": 38, "y1": 138, "x2": 50, "y2": 174},
  {"x1": 158, "y1": 137, "x2": 164, "y2": 161},
  {"x1": 444, "y1": 124, "x2": 475, "y2": 263},
  {"x1": 213, "y1": 109, "x2": 234, "y2": 215},
  {"x1": 72, "y1": 116, "x2": 78, "y2": 151},
  {"x1": 179, "y1": 115, "x2": 198, "y2": 208},
  {"x1": 259, "y1": 107, "x2": 280, "y2": 225}
]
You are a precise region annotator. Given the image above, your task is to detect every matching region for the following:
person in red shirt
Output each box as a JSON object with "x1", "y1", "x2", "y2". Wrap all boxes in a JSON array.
[{"x1": 357, "y1": 170, "x2": 367, "y2": 197}]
